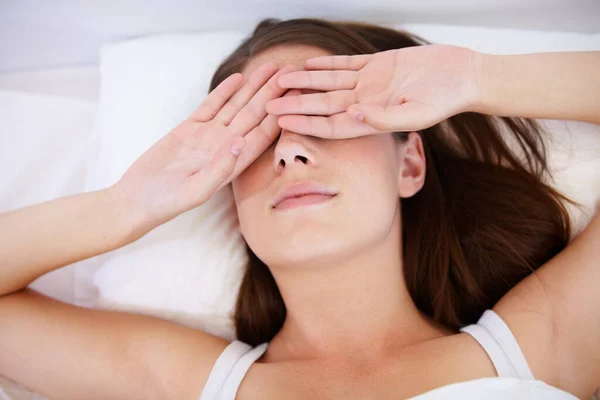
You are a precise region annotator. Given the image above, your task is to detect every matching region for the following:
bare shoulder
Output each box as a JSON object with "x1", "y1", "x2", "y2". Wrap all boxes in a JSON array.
[
  {"x1": 0, "y1": 288, "x2": 229, "y2": 400},
  {"x1": 493, "y1": 213, "x2": 600, "y2": 399}
]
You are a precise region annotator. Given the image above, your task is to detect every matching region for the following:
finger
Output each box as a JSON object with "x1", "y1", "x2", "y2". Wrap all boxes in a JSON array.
[
  {"x1": 348, "y1": 102, "x2": 438, "y2": 132},
  {"x1": 266, "y1": 90, "x2": 357, "y2": 116},
  {"x1": 232, "y1": 112, "x2": 280, "y2": 172},
  {"x1": 304, "y1": 54, "x2": 372, "y2": 71},
  {"x1": 190, "y1": 73, "x2": 244, "y2": 122},
  {"x1": 213, "y1": 111, "x2": 283, "y2": 194},
  {"x1": 277, "y1": 112, "x2": 380, "y2": 139},
  {"x1": 216, "y1": 61, "x2": 279, "y2": 126},
  {"x1": 181, "y1": 135, "x2": 246, "y2": 207},
  {"x1": 227, "y1": 64, "x2": 297, "y2": 135},
  {"x1": 276, "y1": 70, "x2": 359, "y2": 91}
]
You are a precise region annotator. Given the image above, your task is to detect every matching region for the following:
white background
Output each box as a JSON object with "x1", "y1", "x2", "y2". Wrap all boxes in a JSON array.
[{"x1": 0, "y1": 0, "x2": 599, "y2": 72}]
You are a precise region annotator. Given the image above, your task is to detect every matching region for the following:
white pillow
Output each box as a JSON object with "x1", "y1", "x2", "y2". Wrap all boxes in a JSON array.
[
  {"x1": 0, "y1": 90, "x2": 98, "y2": 305},
  {"x1": 81, "y1": 24, "x2": 600, "y2": 342},
  {"x1": 80, "y1": 32, "x2": 250, "y2": 339}
]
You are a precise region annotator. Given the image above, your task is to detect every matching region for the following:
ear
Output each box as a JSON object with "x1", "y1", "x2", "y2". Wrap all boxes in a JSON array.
[{"x1": 397, "y1": 132, "x2": 426, "y2": 198}]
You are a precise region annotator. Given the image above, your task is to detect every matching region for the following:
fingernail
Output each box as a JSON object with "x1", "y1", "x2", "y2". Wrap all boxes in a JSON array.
[
  {"x1": 356, "y1": 112, "x2": 364, "y2": 121},
  {"x1": 231, "y1": 145, "x2": 242, "y2": 155}
]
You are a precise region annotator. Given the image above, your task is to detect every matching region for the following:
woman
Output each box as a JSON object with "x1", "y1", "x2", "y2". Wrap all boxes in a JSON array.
[{"x1": 0, "y1": 18, "x2": 598, "y2": 399}]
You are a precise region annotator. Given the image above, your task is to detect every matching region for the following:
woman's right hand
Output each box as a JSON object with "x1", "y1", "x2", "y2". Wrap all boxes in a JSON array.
[{"x1": 113, "y1": 62, "x2": 296, "y2": 235}]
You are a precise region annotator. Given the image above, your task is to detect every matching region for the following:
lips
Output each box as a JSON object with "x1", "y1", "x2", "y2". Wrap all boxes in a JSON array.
[
  {"x1": 275, "y1": 193, "x2": 336, "y2": 210},
  {"x1": 271, "y1": 181, "x2": 338, "y2": 210}
]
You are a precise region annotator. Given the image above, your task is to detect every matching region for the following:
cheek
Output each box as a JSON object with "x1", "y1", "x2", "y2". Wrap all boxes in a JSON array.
[
  {"x1": 343, "y1": 143, "x2": 400, "y2": 233},
  {"x1": 339, "y1": 138, "x2": 399, "y2": 191},
  {"x1": 233, "y1": 145, "x2": 270, "y2": 191},
  {"x1": 231, "y1": 173, "x2": 249, "y2": 205},
  {"x1": 341, "y1": 142, "x2": 401, "y2": 239},
  {"x1": 231, "y1": 169, "x2": 262, "y2": 245},
  {"x1": 232, "y1": 169, "x2": 259, "y2": 211},
  {"x1": 232, "y1": 149, "x2": 275, "y2": 219}
]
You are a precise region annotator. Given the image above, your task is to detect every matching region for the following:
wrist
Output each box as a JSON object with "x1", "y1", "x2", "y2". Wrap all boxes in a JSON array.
[
  {"x1": 102, "y1": 183, "x2": 153, "y2": 244},
  {"x1": 469, "y1": 51, "x2": 505, "y2": 116},
  {"x1": 466, "y1": 49, "x2": 488, "y2": 114}
]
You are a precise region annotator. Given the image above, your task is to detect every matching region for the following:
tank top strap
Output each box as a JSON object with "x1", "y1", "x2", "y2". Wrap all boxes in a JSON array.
[
  {"x1": 460, "y1": 309, "x2": 534, "y2": 380},
  {"x1": 199, "y1": 340, "x2": 268, "y2": 400}
]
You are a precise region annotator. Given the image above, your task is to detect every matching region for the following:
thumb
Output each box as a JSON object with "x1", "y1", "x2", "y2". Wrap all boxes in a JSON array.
[
  {"x1": 348, "y1": 102, "x2": 430, "y2": 132},
  {"x1": 183, "y1": 135, "x2": 246, "y2": 207}
]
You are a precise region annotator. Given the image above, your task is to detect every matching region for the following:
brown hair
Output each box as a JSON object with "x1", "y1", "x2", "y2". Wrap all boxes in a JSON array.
[{"x1": 208, "y1": 18, "x2": 573, "y2": 346}]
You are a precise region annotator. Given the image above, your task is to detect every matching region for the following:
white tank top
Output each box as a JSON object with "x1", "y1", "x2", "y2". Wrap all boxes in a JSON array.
[{"x1": 199, "y1": 309, "x2": 577, "y2": 399}]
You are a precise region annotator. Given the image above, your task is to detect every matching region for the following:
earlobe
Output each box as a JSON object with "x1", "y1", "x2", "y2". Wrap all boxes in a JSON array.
[{"x1": 398, "y1": 132, "x2": 426, "y2": 198}]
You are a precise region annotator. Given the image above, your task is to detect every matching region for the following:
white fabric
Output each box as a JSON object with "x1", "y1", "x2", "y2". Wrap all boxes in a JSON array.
[
  {"x1": 0, "y1": 67, "x2": 100, "y2": 103},
  {"x1": 199, "y1": 341, "x2": 268, "y2": 400},
  {"x1": 403, "y1": 23, "x2": 600, "y2": 54},
  {"x1": 460, "y1": 310, "x2": 534, "y2": 379},
  {"x1": 0, "y1": 375, "x2": 46, "y2": 400},
  {"x1": 0, "y1": 65, "x2": 103, "y2": 309},
  {"x1": 81, "y1": 23, "x2": 600, "y2": 343},
  {"x1": 198, "y1": 310, "x2": 576, "y2": 399},
  {"x1": 0, "y1": 89, "x2": 98, "y2": 305},
  {"x1": 412, "y1": 378, "x2": 578, "y2": 399}
]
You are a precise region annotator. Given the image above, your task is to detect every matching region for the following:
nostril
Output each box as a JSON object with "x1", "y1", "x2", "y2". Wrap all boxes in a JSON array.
[{"x1": 278, "y1": 156, "x2": 307, "y2": 170}]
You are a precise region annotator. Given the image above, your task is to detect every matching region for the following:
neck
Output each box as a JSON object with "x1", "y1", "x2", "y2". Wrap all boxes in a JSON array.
[{"x1": 267, "y1": 214, "x2": 448, "y2": 363}]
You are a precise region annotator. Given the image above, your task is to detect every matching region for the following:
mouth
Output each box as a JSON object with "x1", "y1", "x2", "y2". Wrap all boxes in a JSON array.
[
  {"x1": 271, "y1": 181, "x2": 338, "y2": 211},
  {"x1": 274, "y1": 193, "x2": 337, "y2": 211}
]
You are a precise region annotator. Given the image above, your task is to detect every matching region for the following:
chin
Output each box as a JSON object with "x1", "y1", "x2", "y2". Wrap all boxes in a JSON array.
[{"x1": 261, "y1": 235, "x2": 351, "y2": 269}]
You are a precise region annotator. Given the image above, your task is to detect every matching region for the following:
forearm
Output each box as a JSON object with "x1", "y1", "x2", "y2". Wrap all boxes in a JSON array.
[
  {"x1": 473, "y1": 51, "x2": 600, "y2": 125},
  {"x1": 0, "y1": 186, "x2": 142, "y2": 296}
]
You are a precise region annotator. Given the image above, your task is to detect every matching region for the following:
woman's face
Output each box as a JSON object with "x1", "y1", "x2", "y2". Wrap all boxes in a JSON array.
[{"x1": 232, "y1": 44, "x2": 425, "y2": 269}]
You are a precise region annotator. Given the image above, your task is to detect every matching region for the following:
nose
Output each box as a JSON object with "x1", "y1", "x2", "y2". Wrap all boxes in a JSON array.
[
  {"x1": 273, "y1": 90, "x2": 318, "y2": 173},
  {"x1": 273, "y1": 134, "x2": 316, "y2": 173}
]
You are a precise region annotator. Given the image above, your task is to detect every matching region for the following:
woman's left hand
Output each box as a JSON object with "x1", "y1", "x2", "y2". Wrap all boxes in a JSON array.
[{"x1": 266, "y1": 44, "x2": 480, "y2": 138}]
